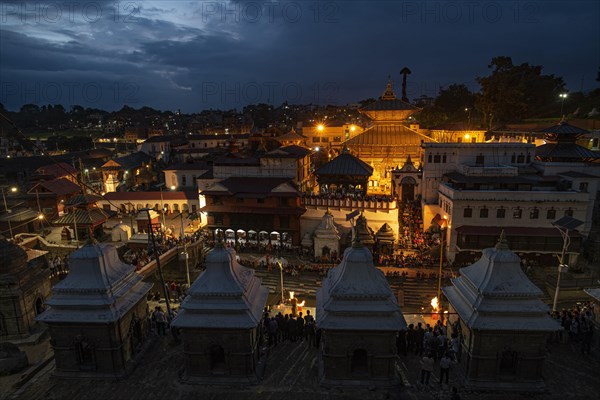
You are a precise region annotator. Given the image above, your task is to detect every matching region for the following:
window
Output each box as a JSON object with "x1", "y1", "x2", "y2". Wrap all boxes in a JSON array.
[
  {"x1": 475, "y1": 154, "x2": 484, "y2": 165},
  {"x1": 434, "y1": 154, "x2": 441, "y2": 163},
  {"x1": 182, "y1": 175, "x2": 187, "y2": 186},
  {"x1": 442, "y1": 154, "x2": 447, "y2": 163},
  {"x1": 463, "y1": 207, "x2": 473, "y2": 218},
  {"x1": 333, "y1": 136, "x2": 341, "y2": 142},
  {"x1": 511, "y1": 154, "x2": 516, "y2": 163},
  {"x1": 579, "y1": 182, "x2": 589, "y2": 192},
  {"x1": 214, "y1": 214, "x2": 224, "y2": 225},
  {"x1": 480, "y1": 208, "x2": 488, "y2": 218},
  {"x1": 592, "y1": 137, "x2": 600, "y2": 149},
  {"x1": 517, "y1": 154, "x2": 525, "y2": 163},
  {"x1": 530, "y1": 208, "x2": 539, "y2": 219},
  {"x1": 211, "y1": 197, "x2": 223, "y2": 205},
  {"x1": 322, "y1": 137, "x2": 329, "y2": 142},
  {"x1": 547, "y1": 209, "x2": 556, "y2": 219},
  {"x1": 513, "y1": 208, "x2": 522, "y2": 219},
  {"x1": 280, "y1": 198, "x2": 289, "y2": 206},
  {"x1": 312, "y1": 137, "x2": 320, "y2": 143},
  {"x1": 497, "y1": 208, "x2": 506, "y2": 218},
  {"x1": 428, "y1": 154, "x2": 432, "y2": 163},
  {"x1": 564, "y1": 209, "x2": 574, "y2": 217}
]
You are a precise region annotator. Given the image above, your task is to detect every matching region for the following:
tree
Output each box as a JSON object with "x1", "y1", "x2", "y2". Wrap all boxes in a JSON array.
[
  {"x1": 475, "y1": 56, "x2": 565, "y2": 130},
  {"x1": 434, "y1": 84, "x2": 475, "y2": 118}
]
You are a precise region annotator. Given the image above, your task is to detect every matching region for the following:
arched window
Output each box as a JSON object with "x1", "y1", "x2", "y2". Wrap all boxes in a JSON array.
[
  {"x1": 351, "y1": 349, "x2": 368, "y2": 376},
  {"x1": 34, "y1": 297, "x2": 45, "y2": 316}
]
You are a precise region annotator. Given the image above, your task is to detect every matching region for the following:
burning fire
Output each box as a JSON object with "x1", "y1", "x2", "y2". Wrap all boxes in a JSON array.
[
  {"x1": 431, "y1": 296, "x2": 439, "y2": 312},
  {"x1": 289, "y1": 291, "x2": 305, "y2": 307}
]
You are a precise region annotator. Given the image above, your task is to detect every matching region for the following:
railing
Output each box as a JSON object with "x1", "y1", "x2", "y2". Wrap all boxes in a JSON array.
[{"x1": 301, "y1": 197, "x2": 397, "y2": 210}]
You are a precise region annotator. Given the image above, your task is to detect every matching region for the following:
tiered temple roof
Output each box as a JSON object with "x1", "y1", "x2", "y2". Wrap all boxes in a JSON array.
[
  {"x1": 375, "y1": 223, "x2": 395, "y2": 244},
  {"x1": 316, "y1": 241, "x2": 406, "y2": 330},
  {"x1": 535, "y1": 121, "x2": 600, "y2": 162},
  {"x1": 442, "y1": 233, "x2": 559, "y2": 331},
  {"x1": 354, "y1": 214, "x2": 375, "y2": 246},
  {"x1": 37, "y1": 242, "x2": 151, "y2": 323},
  {"x1": 171, "y1": 244, "x2": 268, "y2": 329}
]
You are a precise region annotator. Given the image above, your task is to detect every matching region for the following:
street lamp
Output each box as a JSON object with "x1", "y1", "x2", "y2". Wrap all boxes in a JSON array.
[
  {"x1": 436, "y1": 216, "x2": 448, "y2": 303},
  {"x1": 142, "y1": 208, "x2": 172, "y2": 317},
  {"x1": 175, "y1": 212, "x2": 190, "y2": 287},
  {"x1": 551, "y1": 216, "x2": 583, "y2": 312},
  {"x1": 559, "y1": 93, "x2": 568, "y2": 117},
  {"x1": 156, "y1": 183, "x2": 166, "y2": 230},
  {"x1": 1, "y1": 186, "x2": 18, "y2": 239},
  {"x1": 464, "y1": 107, "x2": 471, "y2": 126}
]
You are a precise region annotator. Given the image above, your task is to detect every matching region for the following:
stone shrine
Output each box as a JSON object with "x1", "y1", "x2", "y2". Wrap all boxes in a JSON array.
[
  {"x1": 171, "y1": 243, "x2": 268, "y2": 384},
  {"x1": 442, "y1": 232, "x2": 560, "y2": 391},
  {"x1": 37, "y1": 241, "x2": 152, "y2": 378},
  {"x1": 316, "y1": 239, "x2": 406, "y2": 386},
  {"x1": 313, "y1": 210, "x2": 341, "y2": 261},
  {"x1": 0, "y1": 239, "x2": 51, "y2": 341}
]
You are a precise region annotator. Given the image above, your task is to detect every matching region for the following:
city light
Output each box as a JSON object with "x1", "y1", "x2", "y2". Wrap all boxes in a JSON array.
[
  {"x1": 170, "y1": 185, "x2": 176, "y2": 190},
  {"x1": 464, "y1": 133, "x2": 471, "y2": 140},
  {"x1": 38, "y1": 214, "x2": 44, "y2": 220},
  {"x1": 10, "y1": 187, "x2": 17, "y2": 192},
  {"x1": 317, "y1": 124, "x2": 324, "y2": 132},
  {"x1": 350, "y1": 125, "x2": 356, "y2": 132}
]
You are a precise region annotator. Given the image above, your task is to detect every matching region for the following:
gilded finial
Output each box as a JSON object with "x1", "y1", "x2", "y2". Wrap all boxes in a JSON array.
[{"x1": 495, "y1": 229, "x2": 509, "y2": 250}]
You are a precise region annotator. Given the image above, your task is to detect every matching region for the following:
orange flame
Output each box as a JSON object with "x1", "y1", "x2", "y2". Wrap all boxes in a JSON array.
[{"x1": 431, "y1": 296, "x2": 439, "y2": 312}]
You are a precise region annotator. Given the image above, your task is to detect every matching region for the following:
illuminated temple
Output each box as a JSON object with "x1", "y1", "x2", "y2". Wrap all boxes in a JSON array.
[{"x1": 344, "y1": 80, "x2": 434, "y2": 194}]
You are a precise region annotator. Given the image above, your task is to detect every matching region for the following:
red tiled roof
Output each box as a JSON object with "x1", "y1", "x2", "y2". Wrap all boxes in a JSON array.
[
  {"x1": 28, "y1": 178, "x2": 80, "y2": 196},
  {"x1": 34, "y1": 162, "x2": 77, "y2": 178},
  {"x1": 103, "y1": 191, "x2": 198, "y2": 201}
]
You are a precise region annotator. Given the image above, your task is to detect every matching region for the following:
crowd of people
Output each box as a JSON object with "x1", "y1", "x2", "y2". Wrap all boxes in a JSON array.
[
  {"x1": 551, "y1": 301, "x2": 596, "y2": 354},
  {"x1": 48, "y1": 254, "x2": 70, "y2": 277},
  {"x1": 261, "y1": 309, "x2": 320, "y2": 348},
  {"x1": 123, "y1": 229, "x2": 206, "y2": 270}
]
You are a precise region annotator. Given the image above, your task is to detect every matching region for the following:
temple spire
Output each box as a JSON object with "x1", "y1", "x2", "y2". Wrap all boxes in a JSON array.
[
  {"x1": 381, "y1": 76, "x2": 397, "y2": 100},
  {"x1": 495, "y1": 230, "x2": 509, "y2": 250}
]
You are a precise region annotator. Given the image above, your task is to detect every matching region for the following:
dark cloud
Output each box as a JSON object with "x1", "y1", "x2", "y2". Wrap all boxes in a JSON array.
[{"x1": 1, "y1": 0, "x2": 598, "y2": 112}]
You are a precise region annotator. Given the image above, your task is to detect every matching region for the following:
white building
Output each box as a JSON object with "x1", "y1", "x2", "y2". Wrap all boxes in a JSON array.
[{"x1": 422, "y1": 122, "x2": 600, "y2": 264}]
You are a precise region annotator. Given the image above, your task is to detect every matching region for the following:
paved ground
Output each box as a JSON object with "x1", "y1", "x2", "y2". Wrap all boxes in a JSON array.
[{"x1": 5, "y1": 332, "x2": 599, "y2": 400}]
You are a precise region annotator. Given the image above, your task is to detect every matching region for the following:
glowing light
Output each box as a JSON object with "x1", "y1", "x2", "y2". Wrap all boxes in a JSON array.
[
  {"x1": 38, "y1": 214, "x2": 44, "y2": 220},
  {"x1": 101, "y1": 192, "x2": 106, "y2": 196},
  {"x1": 10, "y1": 187, "x2": 17, "y2": 193},
  {"x1": 464, "y1": 133, "x2": 471, "y2": 140},
  {"x1": 350, "y1": 125, "x2": 356, "y2": 132},
  {"x1": 317, "y1": 124, "x2": 324, "y2": 132},
  {"x1": 559, "y1": 93, "x2": 568, "y2": 99},
  {"x1": 431, "y1": 296, "x2": 439, "y2": 312},
  {"x1": 170, "y1": 185, "x2": 176, "y2": 191},
  {"x1": 315, "y1": 147, "x2": 320, "y2": 152}
]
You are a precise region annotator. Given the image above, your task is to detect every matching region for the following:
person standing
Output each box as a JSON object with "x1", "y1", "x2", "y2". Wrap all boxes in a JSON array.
[
  {"x1": 439, "y1": 352, "x2": 453, "y2": 385},
  {"x1": 420, "y1": 353, "x2": 434, "y2": 385}
]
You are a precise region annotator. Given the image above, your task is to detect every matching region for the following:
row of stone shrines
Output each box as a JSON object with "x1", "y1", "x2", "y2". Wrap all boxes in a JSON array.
[{"x1": 33, "y1": 233, "x2": 559, "y2": 390}]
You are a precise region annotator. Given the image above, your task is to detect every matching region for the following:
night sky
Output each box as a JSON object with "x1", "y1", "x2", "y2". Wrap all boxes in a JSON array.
[{"x1": 1, "y1": 1, "x2": 598, "y2": 112}]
